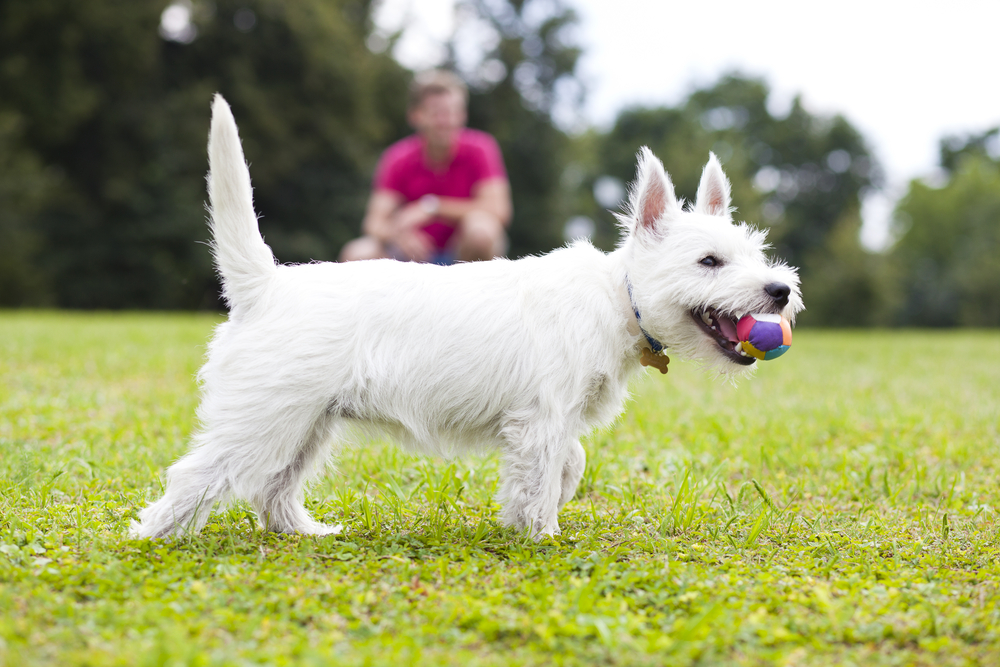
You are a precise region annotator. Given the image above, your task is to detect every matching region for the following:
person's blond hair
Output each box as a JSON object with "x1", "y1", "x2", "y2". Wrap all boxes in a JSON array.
[{"x1": 408, "y1": 69, "x2": 468, "y2": 110}]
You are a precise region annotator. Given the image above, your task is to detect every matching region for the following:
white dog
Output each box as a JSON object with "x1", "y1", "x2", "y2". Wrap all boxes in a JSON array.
[{"x1": 131, "y1": 95, "x2": 803, "y2": 540}]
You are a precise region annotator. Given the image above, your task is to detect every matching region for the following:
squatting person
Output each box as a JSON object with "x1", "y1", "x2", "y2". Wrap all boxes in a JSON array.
[{"x1": 339, "y1": 69, "x2": 512, "y2": 264}]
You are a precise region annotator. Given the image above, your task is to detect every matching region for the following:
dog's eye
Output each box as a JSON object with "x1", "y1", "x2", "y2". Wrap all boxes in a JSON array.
[{"x1": 700, "y1": 256, "x2": 721, "y2": 268}]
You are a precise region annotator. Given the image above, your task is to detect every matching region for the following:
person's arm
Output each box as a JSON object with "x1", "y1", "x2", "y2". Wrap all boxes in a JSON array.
[
  {"x1": 361, "y1": 189, "x2": 404, "y2": 243},
  {"x1": 435, "y1": 177, "x2": 512, "y2": 226}
]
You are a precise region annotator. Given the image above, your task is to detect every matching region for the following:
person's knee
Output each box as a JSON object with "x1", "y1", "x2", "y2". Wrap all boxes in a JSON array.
[
  {"x1": 339, "y1": 236, "x2": 386, "y2": 262},
  {"x1": 458, "y1": 211, "x2": 506, "y2": 261}
]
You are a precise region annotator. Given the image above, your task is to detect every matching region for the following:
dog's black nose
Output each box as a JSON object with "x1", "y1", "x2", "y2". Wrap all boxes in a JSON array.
[{"x1": 765, "y1": 282, "x2": 791, "y2": 309}]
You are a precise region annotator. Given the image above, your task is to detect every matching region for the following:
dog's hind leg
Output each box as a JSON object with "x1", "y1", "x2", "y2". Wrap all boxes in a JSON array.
[
  {"x1": 132, "y1": 396, "x2": 338, "y2": 539},
  {"x1": 130, "y1": 440, "x2": 233, "y2": 539},
  {"x1": 247, "y1": 414, "x2": 342, "y2": 536},
  {"x1": 559, "y1": 440, "x2": 586, "y2": 508},
  {"x1": 497, "y1": 419, "x2": 574, "y2": 539}
]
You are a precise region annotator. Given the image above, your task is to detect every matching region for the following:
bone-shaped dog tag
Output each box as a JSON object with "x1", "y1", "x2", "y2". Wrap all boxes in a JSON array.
[{"x1": 640, "y1": 348, "x2": 670, "y2": 374}]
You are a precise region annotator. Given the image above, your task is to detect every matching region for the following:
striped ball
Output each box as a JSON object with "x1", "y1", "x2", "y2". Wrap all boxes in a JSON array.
[{"x1": 737, "y1": 313, "x2": 792, "y2": 361}]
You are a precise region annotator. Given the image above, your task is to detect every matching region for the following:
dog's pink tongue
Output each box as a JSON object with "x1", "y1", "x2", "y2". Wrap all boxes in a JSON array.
[{"x1": 717, "y1": 316, "x2": 739, "y2": 343}]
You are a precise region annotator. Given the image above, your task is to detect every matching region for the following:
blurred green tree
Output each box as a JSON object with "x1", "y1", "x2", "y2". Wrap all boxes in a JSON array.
[
  {"x1": 0, "y1": 0, "x2": 409, "y2": 308},
  {"x1": 0, "y1": 0, "x2": 172, "y2": 307},
  {"x1": 939, "y1": 126, "x2": 999, "y2": 174},
  {"x1": 889, "y1": 133, "x2": 1000, "y2": 326},
  {"x1": 0, "y1": 109, "x2": 57, "y2": 305}
]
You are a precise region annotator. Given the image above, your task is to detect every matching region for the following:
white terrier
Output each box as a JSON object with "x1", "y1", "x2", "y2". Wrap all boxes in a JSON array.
[{"x1": 131, "y1": 95, "x2": 803, "y2": 540}]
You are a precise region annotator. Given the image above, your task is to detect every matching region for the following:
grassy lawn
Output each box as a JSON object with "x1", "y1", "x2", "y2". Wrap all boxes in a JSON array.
[{"x1": 1, "y1": 311, "x2": 999, "y2": 666}]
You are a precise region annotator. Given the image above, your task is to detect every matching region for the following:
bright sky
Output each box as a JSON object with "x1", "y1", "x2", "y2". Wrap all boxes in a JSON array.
[{"x1": 374, "y1": 0, "x2": 1000, "y2": 249}]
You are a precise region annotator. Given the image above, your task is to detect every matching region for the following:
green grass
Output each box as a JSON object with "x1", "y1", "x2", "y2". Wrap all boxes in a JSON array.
[{"x1": 2, "y1": 311, "x2": 999, "y2": 666}]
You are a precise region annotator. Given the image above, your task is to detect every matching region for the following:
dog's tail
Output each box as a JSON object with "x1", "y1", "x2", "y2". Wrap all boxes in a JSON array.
[{"x1": 207, "y1": 93, "x2": 276, "y2": 308}]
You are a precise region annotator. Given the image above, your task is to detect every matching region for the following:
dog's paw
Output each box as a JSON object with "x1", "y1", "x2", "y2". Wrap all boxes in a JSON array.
[
  {"x1": 301, "y1": 521, "x2": 344, "y2": 537},
  {"x1": 128, "y1": 518, "x2": 177, "y2": 540},
  {"x1": 530, "y1": 523, "x2": 561, "y2": 542},
  {"x1": 508, "y1": 517, "x2": 560, "y2": 541}
]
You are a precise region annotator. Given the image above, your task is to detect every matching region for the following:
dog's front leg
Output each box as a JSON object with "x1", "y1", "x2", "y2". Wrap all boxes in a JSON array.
[{"x1": 497, "y1": 421, "x2": 573, "y2": 539}]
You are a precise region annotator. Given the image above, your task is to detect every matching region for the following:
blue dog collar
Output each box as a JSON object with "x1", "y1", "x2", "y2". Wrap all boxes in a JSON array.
[{"x1": 625, "y1": 276, "x2": 667, "y2": 354}]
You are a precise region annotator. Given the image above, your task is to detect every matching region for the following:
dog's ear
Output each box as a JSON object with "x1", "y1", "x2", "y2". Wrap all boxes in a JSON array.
[
  {"x1": 694, "y1": 153, "x2": 732, "y2": 219},
  {"x1": 627, "y1": 146, "x2": 680, "y2": 235}
]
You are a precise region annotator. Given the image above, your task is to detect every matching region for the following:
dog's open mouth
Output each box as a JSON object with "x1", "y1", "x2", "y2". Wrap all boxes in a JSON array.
[{"x1": 691, "y1": 308, "x2": 756, "y2": 366}]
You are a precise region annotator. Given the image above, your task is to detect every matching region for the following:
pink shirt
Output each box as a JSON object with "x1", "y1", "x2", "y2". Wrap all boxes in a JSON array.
[{"x1": 374, "y1": 129, "x2": 507, "y2": 249}]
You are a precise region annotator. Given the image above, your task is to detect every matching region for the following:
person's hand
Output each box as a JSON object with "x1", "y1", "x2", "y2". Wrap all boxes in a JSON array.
[
  {"x1": 394, "y1": 227, "x2": 433, "y2": 262},
  {"x1": 388, "y1": 201, "x2": 435, "y2": 261},
  {"x1": 394, "y1": 201, "x2": 432, "y2": 232}
]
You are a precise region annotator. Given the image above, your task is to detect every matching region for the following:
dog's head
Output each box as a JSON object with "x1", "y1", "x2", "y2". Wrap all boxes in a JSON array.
[{"x1": 618, "y1": 147, "x2": 804, "y2": 376}]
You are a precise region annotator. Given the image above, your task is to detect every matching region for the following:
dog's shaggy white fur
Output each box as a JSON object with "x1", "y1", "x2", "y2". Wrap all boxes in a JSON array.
[{"x1": 131, "y1": 95, "x2": 803, "y2": 540}]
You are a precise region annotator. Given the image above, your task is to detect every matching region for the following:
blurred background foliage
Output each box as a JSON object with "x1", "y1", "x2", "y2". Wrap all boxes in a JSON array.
[
  {"x1": 0, "y1": 0, "x2": 997, "y2": 325},
  {"x1": 889, "y1": 132, "x2": 1000, "y2": 327}
]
